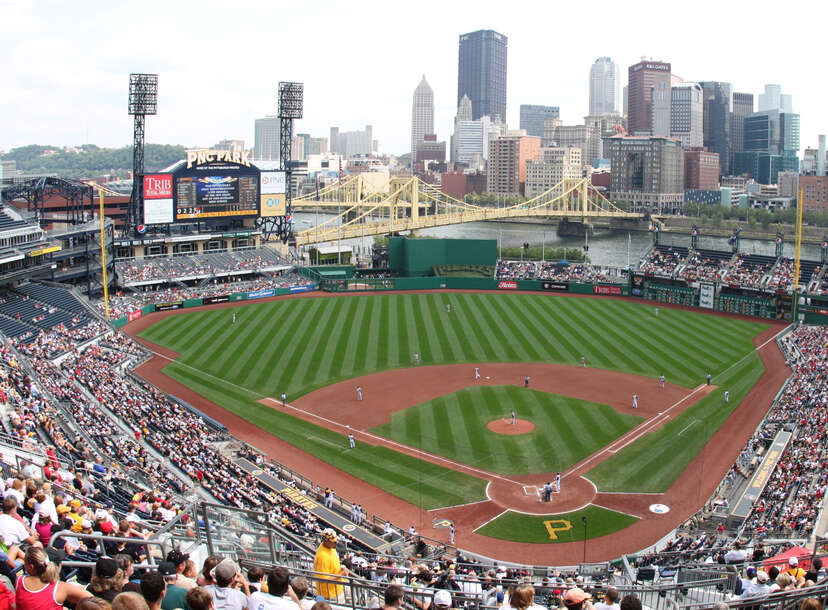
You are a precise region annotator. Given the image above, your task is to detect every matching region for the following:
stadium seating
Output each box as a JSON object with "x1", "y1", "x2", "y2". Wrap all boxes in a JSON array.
[
  {"x1": 639, "y1": 245, "x2": 688, "y2": 278},
  {"x1": 115, "y1": 248, "x2": 289, "y2": 285},
  {"x1": 99, "y1": 270, "x2": 313, "y2": 318}
]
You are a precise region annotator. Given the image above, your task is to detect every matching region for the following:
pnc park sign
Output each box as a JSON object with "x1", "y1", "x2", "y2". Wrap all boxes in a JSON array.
[{"x1": 186, "y1": 149, "x2": 252, "y2": 169}]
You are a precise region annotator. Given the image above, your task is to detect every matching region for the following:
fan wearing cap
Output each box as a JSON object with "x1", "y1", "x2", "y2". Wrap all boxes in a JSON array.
[
  {"x1": 204, "y1": 558, "x2": 249, "y2": 610},
  {"x1": 313, "y1": 529, "x2": 348, "y2": 602},
  {"x1": 159, "y1": 561, "x2": 190, "y2": 610},
  {"x1": 66, "y1": 499, "x2": 85, "y2": 533},
  {"x1": 87, "y1": 557, "x2": 124, "y2": 602},
  {"x1": 562, "y1": 588, "x2": 593, "y2": 610},
  {"x1": 784, "y1": 556, "x2": 806, "y2": 584},
  {"x1": 740, "y1": 570, "x2": 772, "y2": 599}
]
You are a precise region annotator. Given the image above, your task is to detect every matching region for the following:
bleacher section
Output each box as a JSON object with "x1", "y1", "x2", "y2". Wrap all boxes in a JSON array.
[
  {"x1": 724, "y1": 253, "x2": 777, "y2": 290},
  {"x1": 680, "y1": 248, "x2": 733, "y2": 283},
  {"x1": 639, "y1": 245, "x2": 689, "y2": 278},
  {"x1": 115, "y1": 247, "x2": 289, "y2": 286},
  {"x1": 0, "y1": 283, "x2": 99, "y2": 350}
]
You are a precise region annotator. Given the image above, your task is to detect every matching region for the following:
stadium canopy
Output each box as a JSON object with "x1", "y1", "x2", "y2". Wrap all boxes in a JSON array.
[{"x1": 763, "y1": 545, "x2": 812, "y2": 571}]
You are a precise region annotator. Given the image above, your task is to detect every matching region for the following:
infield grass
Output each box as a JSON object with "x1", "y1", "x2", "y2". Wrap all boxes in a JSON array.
[
  {"x1": 140, "y1": 292, "x2": 769, "y2": 508},
  {"x1": 370, "y1": 386, "x2": 643, "y2": 476},
  {"x1": 476, "y1": 505, "x2": 638, "y2": 544}
]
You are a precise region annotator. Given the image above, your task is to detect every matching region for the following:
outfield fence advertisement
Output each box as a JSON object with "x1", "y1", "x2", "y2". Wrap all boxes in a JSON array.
[
  {"x1": 248, "y1": 289, "x2": 276, "y2": 299},
  {"x1": 541, "y1": 281, "x2": 569, "y2": 291},
  {"x1": 593, "y1": 285, "x2": 622, "y2": 296},
  {"x1": 203, "y1": 295, "x2": 230, "y2": 305},
  {"x1": 155, "y1": 302, "x2": 183, "y2": 311}
]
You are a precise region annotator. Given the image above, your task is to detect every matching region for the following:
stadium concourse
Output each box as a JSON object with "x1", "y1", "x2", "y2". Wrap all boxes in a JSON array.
[{"x1": 0, "y1": 266, "x2": 824, "y2": 607}]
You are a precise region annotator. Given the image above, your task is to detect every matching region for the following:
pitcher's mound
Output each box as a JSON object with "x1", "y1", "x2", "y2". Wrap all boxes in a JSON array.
[{"x1": 488, "y1": 419, "x2": 535, "y2": 435}]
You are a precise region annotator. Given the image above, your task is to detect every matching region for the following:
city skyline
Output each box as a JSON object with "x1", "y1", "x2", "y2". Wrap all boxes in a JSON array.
[{"x1": 1, "y1": 0, "x2": 825, "y2": 157}]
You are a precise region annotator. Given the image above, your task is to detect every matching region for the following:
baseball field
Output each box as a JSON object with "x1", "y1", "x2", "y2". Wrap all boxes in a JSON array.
[{"x1": 134, "y1": 291, "x2": 778, "y2": 557}]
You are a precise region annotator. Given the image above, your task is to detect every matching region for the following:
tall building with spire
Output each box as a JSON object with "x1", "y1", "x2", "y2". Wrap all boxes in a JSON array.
[
  {"x1": 411, "y1": 75, "x2": 434, "y2": 158},
  {"x1": 457, "y1": 29, "x2": 507, "y2": 122},
  {"x1": 589, "y1": 58, "x2": 620, "y2": 116},
  {"x1": 451, "y1": 95, "x2": 474, "y2": 163}
]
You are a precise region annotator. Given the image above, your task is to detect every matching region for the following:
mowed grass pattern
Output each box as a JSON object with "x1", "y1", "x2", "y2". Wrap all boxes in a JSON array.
[
  {"x1": 370, "y1": 386, "x2": 643, "y2": 475},
  {"x1": 477, "y1": 505, "x2": 638, "y2": 544},
  {"x1": 141, "y1": 293, "x2": 767, "y2": 400}
]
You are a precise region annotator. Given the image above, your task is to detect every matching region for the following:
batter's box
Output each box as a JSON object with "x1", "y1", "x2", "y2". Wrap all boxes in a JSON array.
[{"x1": 522, "y1": 485, "x2": 539, "y2": 496}]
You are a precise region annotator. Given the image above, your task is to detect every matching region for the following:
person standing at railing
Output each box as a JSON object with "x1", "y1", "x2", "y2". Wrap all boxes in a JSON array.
[{"x1": 314, "y1": 529, "x2": 348, "y2": 603}]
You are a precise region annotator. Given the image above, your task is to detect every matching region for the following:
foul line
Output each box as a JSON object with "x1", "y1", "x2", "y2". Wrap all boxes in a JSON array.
[
  {"x1": 427, "y1": 498, "x2": 491, "y2": 512},
  {"x1": 472, "y1": 509, "x2": 508, "y2": 533},
  {"x1": 678, "y1": 420, "x2": 698, "y2": 436},
  {"x1": 563, "y1": 327, "x2": 785, "y2": 476},
  {"x1": 146, "y1": 349, "x2": 264, "y2": 398},
  {"x1": 261, "y1": 397, "x2": 526, "y2": 486}
]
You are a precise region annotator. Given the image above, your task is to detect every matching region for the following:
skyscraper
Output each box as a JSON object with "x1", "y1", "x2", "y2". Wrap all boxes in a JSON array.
[
  {"x1": 627, "y1": 60, "x2": 671, "y2": 135},
  {"x1": 458, "y1": 29, "x2": 508, "y2": 121},
  {"x1": 589, "y1": 57, "x2": 620, "y2": 116},
  {"x1": 699, "y1": 82, "x2": 732, "y2": 176},
  {"x1": 411, "y1": 75, "x2": 434, "y2": 157},
  {"x1": 254, "y1": 116, "x2": 281, "y2": 161},
  {"x1": 730, "y1": 92, "x2": 754, "y2": 170},
  {"x1": 757, "y1": 84, "x2": 794, "y2": 113},
  {"x1": 519, "y1": 105, "x2": 560, "y2": 138},
  {"x1": 670, "y1": 83, "x2": 703, "y2": 148}
]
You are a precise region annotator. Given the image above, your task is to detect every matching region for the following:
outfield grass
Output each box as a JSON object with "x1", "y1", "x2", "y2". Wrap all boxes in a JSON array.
[
  {"x1": 139, "y1": 293, "x2": 768, "y2": 513},
  {"x1": 476, "y1": 505, "x2": 638, "y2": 544},
  {"x1": 585, "y1": 350, "x2": 765, "y2": 493},
  {"x1": 141, "y1": 293, "x2": 767, "y2": 399},
  {"x1": 370, "y1": 386, "x2": 643, "y2": 475}
]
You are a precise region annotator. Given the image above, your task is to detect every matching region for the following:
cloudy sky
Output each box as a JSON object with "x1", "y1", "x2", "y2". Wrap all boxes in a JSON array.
[{"x1": 1, "y1": 0, "x2": 823, "y2": 156}]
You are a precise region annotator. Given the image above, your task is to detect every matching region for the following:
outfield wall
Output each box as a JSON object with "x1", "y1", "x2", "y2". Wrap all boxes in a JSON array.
[{"x1": 109, "y1": 284, "x2": 317, "y2": 328}]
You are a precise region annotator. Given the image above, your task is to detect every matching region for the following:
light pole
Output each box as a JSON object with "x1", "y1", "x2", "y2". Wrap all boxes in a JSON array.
[{"x1": 581, "y1": 515, "x2": 588, "y2": 564}]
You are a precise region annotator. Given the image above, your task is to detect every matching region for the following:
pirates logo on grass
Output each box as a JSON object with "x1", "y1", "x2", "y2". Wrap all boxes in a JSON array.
[{"x1": 543, "y1": 519, "x2": 573, "y2": 540}]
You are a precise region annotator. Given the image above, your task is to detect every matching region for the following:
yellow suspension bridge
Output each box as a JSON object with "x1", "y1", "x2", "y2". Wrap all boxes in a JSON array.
[{"x1": 292, "y1": 175, "x2": 645, "y2": 247}]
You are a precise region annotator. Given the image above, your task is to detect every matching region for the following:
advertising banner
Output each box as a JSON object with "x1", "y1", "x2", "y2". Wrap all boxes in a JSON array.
[
  {"x1": 259, "y1": 193, "x2": 286, "y2": 217},
  {"x1": 144, "y1": 174, "x2": 173, "y2": 199},
  {"x1": 261, "y1": 171, "x2": 286, "y2": 194},
  {"x1": 289, "y1": 285, "x2": 315, "y2": 293},
  {"x1": 155, "y1": 301, "x2": 183, "y2": 311},
  {"x1": 593, "y1": 285, "x2": 622, "y2": 296},
  {"x1": 143, "y1": 198, "x2": 173, "y2": 225},
  {"x1": 699, "y1": 283, "x2": 715, "y2": 309},
  {"x1": 248, "y1": 289, "x2": 276, "y2": 299},
  {"x1": 203, "y1": 295, "x2": 230, "y2": 305},
  {"x1": 541, "y1": 281, "x2": 569, "y2": 291},
  {"x1": 498, "y1": 281, "x2": 518, "y2": 290},
  {"x1": 127, "y1": 310, "x2": 143, "y2": 322}
]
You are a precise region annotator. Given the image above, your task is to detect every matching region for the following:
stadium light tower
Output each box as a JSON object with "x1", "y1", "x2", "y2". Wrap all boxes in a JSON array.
[
  {"x1": 127, "y1": 73, "x2": 158, "y2": 236},
  {"x1": 278, "y1": 81, "x2": 303, "y2": 243}
]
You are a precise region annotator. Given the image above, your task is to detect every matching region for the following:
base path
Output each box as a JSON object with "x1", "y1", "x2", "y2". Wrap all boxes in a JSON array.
[{"x1": 124, "y1": 291, "x2": 789, "y2": 564}]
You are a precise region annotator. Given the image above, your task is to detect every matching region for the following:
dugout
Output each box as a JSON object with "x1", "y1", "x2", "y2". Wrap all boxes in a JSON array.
[{"x1": 388, "y1": 236, "x2": 496, "y2": 277}]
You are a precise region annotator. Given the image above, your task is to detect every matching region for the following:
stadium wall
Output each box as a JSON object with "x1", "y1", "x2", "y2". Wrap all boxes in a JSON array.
[{"x1": 389, "y1": 237, "x2": 497, "y2": 277}]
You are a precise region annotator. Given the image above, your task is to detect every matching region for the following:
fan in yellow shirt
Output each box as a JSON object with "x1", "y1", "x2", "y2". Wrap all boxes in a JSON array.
[{"x1": 313, "y1": 528, "x2": 349, "y2": 602}]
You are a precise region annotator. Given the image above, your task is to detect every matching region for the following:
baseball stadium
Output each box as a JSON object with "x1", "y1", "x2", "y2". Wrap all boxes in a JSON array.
[{"x1": 0, "y1": 128, "x2": 827, "y2": 609}]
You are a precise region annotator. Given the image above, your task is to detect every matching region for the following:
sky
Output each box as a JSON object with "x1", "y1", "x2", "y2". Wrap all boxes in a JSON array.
[{"x1": 1, "y1": 0, "x2": 824, "y2": 157}]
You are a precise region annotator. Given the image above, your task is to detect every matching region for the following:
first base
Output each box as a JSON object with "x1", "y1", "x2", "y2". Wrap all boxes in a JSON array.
[{"x1": 486, "y1": 376, "x2": 491, "y2": 379}]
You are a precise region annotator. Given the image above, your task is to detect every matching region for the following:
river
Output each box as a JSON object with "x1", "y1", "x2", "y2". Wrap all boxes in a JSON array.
[{"x1": 293, "y1": 213, "x2": 824, "y2": 267}]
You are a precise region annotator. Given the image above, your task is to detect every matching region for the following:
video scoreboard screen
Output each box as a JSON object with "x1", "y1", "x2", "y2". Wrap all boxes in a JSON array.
[
  {"x1": 175, "y1": 175, "x2": 258, "y2": 220},
  {"x1": 173, "y1": 155, "x2": 260, "y2": 221}
]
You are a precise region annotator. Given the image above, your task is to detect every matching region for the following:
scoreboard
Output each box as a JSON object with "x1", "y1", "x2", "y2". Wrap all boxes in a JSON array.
[
  {"x1": 141, "y1": 150, "x2": 287, "y2": 225},
  {"x1": 172, "y1": 154, "x2": 260, "y2": 221}
]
